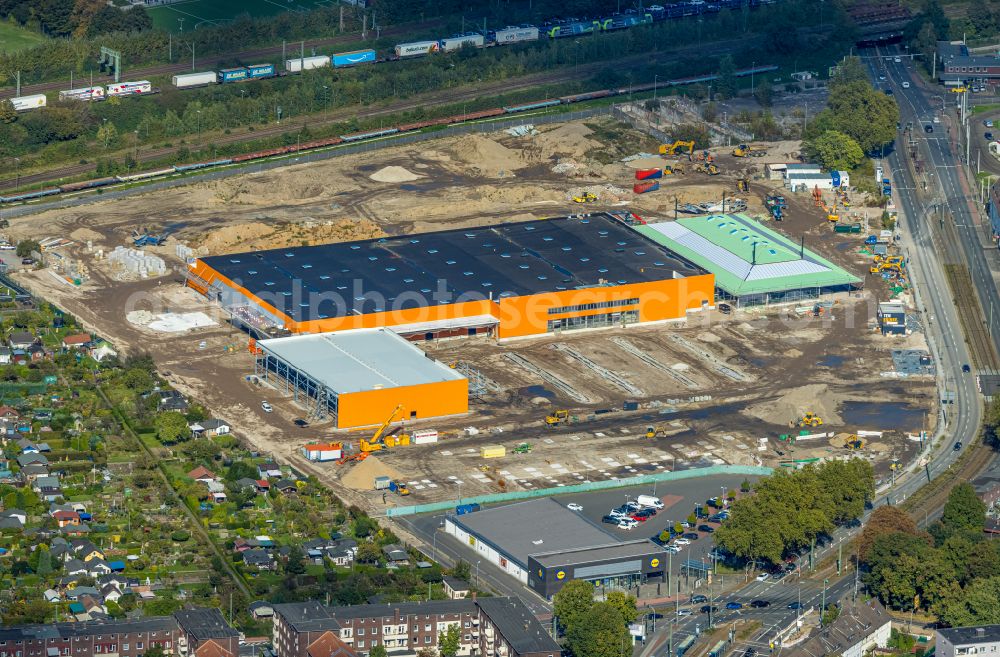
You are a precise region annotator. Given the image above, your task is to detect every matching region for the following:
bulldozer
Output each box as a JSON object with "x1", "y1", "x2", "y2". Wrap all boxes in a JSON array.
[
  {"x1": 694, "y1": 163, "x2": 720, "y2": 175},
  {"x1": 573, "y1": 192, "x2": 598, "y2": 203},
  {"x1": 797, "y1": 412, "x2": 824, "y2": 428},
  {"x1": 660, "y1": 140, "x2": 695, "y2": 159},
  {"x1": 663, "y1": 163, "x2": 685, "y2": 175},
  {"x1": 545, "y1": 409, "x2": 570, "y2": 426}
]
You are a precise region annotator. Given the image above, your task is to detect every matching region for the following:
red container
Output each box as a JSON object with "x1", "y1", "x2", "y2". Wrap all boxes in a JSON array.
[
  {"x1": 635, "y1": 168, "x2": 662, "y2": 180},
  {"x1": 633, "y1": 181, "x2": 660, "y2": 194}
]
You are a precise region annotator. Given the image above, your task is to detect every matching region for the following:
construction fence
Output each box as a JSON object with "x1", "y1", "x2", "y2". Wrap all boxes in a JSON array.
[{"x1": 383, "y1": 464, "x2": 773, "y2": 517}]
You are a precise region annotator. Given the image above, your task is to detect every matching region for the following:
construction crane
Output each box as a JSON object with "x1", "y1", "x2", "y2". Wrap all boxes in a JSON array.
[
  {"x1": 360, "y1": 404, "x2": 408, "y2": 452},
  {"x1": 797, "y1": 412, "x2": 824, "y2": 428},
  {"x1": 659, "y1": 140, "x2": 695, "y2": 159},
  {"x1": 545, "y1": 409, "x2": 570, "y2": 426}
]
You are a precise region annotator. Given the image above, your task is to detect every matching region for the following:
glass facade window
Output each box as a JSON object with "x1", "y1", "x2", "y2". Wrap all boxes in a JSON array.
[
  {"x1": 547, "y1": 298, "x2": 639, "y2": 316},
  {"x1": 547, "y1": 310, "x2": 638, "y2": 332}
]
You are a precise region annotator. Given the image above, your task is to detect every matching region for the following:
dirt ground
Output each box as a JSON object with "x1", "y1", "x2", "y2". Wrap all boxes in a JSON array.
[{"x1": 6, "y1": 116, "x2": 932, "y2": 512}]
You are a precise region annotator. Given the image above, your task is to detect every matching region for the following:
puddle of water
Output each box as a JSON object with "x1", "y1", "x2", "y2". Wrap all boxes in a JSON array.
[
  {"x1": 400, "y1": 183, "x2": 420, "y2": 191},
  {"x1": 818, "y1": 354, "x2": 846, "y2": 367},
  {"x1": 835, "y1": 242, "x2": 852, "y2": 252},
  {"x1": 524, "y1": 385, "x2": 556, "y2": 400},
  {"x1": 840, "y1": 401, "x2": 925, "y2": 431}
]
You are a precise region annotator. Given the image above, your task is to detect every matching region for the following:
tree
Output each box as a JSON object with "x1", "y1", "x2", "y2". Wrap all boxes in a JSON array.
[
  {"x1": 155, "y1": 411, "x2": 190, "y2": 444},
  {"x1": 284, "y1": 545, "x2": 306, "y2": 575},
  {"x1": 355, "y1": 541, "x2": 382, "y2": 565},
  {"x1": 416, "y1": 649, "x2": 437, "y2": 657},
  {"x1": 144, "y1": 646, "x2": 166, "y2": 657},
  {"x1": 0, "y1": 100, "x2": 16, "y2": 124},
  {"x1": 984, "y1": 395, "x2": 1000, "y2": 448},
  {"x1": 15, "y1": 240, "x2": 39, "y2": 259},
  {"x1": 825, "y1": 80, "x2": 899, "y2": 153},
  {"x1": 438, "y1": 624, "x2": 461, "y2": 657},
  {"x1": 35, "y1": 546, "x2": 52, "y2": 577},
  {"x1": 566, "y1": 602, "x2": 631, "y2": 657},
  {"x1": 604, "y1": 591, "x2": 638, "y2": 626},
  {"x1": 807, "y1": 130, "x2": 865, "y2": 172},
  {"x1": 369, "y1": 646, "x2": 388, "y2": 657},
  {"x1": 857, "y1": 506, "x2": 921, "y2": 563},
  {"x1": 97, "y1": 121, "x2": 118, "y2": 150},
  {"x1": 716, "y1": 55, "x2": 738, "y2": 99},
  {"x1": 451, "y1": 559, "x2": 471, "y2": 581},
  {"x1": 942, "y1": 483, "x2": 987, "y2": 533},
  {"x1": 554, "y1": 579, "x2": 595, "y2": 633},
  {"x1": 753, "y1": 78, "x2": 773, "y2": 108},
  {"x1": 939, "y1": 576, "x2": 1000, "y2": 626},
  {"x1": 226, "y1": 459, "x2": 258, "y2": 482}
]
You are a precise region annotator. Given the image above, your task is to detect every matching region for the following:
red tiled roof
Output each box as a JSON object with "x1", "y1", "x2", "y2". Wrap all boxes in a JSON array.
[
  {"x1": 307, "y1": 632, "x2": 358, "y2": 657},
  {"x1": 188, "y1": 466, "x2": 218, "y2": 480},
  {"x1": 195, "y1": 640, "x2": 234, "y2": 657},
  {"x1": 62, "y1": 334, "x2": 91, "y2": 346}
]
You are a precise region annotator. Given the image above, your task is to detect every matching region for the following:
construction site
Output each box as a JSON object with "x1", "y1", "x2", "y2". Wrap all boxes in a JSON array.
[{"x1": 2, "y1": 106, "x2": 933, "y2": 512}]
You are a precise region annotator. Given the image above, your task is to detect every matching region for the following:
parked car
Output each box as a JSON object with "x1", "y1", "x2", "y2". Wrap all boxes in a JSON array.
[
  {"x1": 755, "y1": 573, "x2": 770, "y2": 582},
  {"x1": 699, "y1": 605, "x2": 718, "y2": 614},
  {"x1": 682, "y1": 532, "x2": 699, "y2": 540},
  {"x1": 293, "y1": 418, "x2": 309, "y2": 427},
  {"x1": 602, "y1": 515, "x2": 620, "y2": 525},
  {"x1": 788, "y1": 602, "x2": 802, "y2": 610},
  {"x1": 665, "y1": 545, "x2": 682, "y2": 553},
  {"x1": 628, "y1": 512, "x2": 649, "y2": 522},
  {"x1": 894, "y1": 56, "x2": 901, "y2": 62},
  {"x1": 963, "y1": 363, "x2": 971, "y2": 372},
  {"x1": 902, "y1": 81, "x2": 910, "y2": 88},
  {"x1": 984, "y1": 119, "x2": 993, "y2": 128},
  {"x1": 567, "y1": 503, "x2": 583, "y2": 512},
  {"x1": 691, "y1": 595, "x2": 708, "y2": 603},
  {"x1": 617, "y1": 519, "x2": 638, "y2": 530},
  {"x1": 634, "y1": 508, "x2": 657, "y2": 519},
  {"x1": 772, "y1": 571, "x2": 787, "y2": 581},
  {"x1": 674, "y1": 538, "x2": 691, "y2": 546},
  {"x1": 925, "y1": 124, "x2": 933, "y2": 133},
  {"x1": 750, "y1": 600, "x2": 771, "y2": 608},
  {"x1": 261, "y1": 401, "x2": 273, "y2": 412},
  {"x1": 987, "y1": 132, "x2": 994, "y2": 141},
  {"x1": 698, "y1": 524, "x2": 715, "y2": 533},
  {"x1": 725, "y1": 602, "x2": 743, "y2": 610},
  {"x1": 676, "y1": 608, "x2": 693, "y2": 617}
]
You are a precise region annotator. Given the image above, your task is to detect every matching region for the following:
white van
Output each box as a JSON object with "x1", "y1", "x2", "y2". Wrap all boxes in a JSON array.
[{"x1": 636, "y1": 495, "x2": 664, "y2": 509}]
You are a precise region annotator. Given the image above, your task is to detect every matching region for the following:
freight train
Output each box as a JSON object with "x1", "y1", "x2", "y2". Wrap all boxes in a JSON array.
[{"x1": 0, "y1": 64, "x2": 776, "y2": 205}]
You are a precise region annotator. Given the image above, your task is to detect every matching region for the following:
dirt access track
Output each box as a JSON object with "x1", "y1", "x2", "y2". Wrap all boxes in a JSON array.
[{"x1": 6, "y1": 116, "x2": 937, "y2": 513}]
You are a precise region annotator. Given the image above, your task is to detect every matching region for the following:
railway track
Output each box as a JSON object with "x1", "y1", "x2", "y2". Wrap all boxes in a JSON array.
[
  {"x1": 943, "y1": 263, "x2": 1000, "y2": 370},
  {"x1": 901, "y1": 441, "x2": 994, "y2": 522}
]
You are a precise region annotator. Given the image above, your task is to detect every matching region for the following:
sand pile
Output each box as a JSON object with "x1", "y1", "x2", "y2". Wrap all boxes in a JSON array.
[
  {"x1": 126, "y1": 310, "x2": 154, "y2": 326},
  {"x1": 370, "y1": 166, "x2": 422, "y2": 183},
  {"x1": 340, "y1": 455, "x2": 405, "y2": 490},
  {"x1": 536, "y1": 123, "x2": 599, "y2": 158},
  {"x1": 448, "y1": 135, "x2": 525, "y2": 174},
  {"x1": 195, "y1": 219, "x2": 382, "y2": 254},
  {"x1": 743, "y1": 383, "x2": 842, "y2": 426}
]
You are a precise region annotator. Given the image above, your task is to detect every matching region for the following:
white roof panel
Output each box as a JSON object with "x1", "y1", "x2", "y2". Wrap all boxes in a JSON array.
[{"x1": 257, "y1": 328, "x2": 465, "y2": 395}]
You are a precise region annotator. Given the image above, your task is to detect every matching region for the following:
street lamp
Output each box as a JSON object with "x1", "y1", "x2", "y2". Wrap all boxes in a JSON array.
[
  {"x1": 653, "y1": 75, "x2": 658, "y2": 102},
  {"x1": 475, "y1": 560, "x2": 482, "y2": 589},
  {"x1": 751, "y1": 61, "x2": 756, "y2": 94},
  {"x1": 196, "y1": 109, "x2": 202, "y2": 135},
  {"x1": 13, "y1": 158, "x2": 20, "y2": 192},
  {"x1": 820, "y1": 578, "x2": 829, "y2": 626}
]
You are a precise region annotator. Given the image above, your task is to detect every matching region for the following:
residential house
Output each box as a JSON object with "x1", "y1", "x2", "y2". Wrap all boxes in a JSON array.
[
  {"x1": 206, "y1": 480, "x2": 227, "y2": 503},
  {"x1": 174, "y1": 608, "x2": 241, "y2": 657},
  {"x1": 65, "y1": 586, "x2": 101, "y2": 601},
  {"x1": 0, "y1": 509, "x2": 26, "y2": 526},
  {"x1": 86, "y1": 559, "x2": 113, "y2": 577},
  {"x1": 326, "y1": 545, "x2": 355, "y2": 568},
  {"x1": 258, "y1": 462, "x2": 282, "y2": 479},
  {"x1": 233, "y1": 478, "x2": 260, "y2": 493},
  {"x1": 33, "y1": 475, "x2": 62, "y2": 501},
  {"x1": 16, "y1": 438, "x2": 38, "y2": 453},
  {"x1": 937, "y1": 625, "x2": 1000, "y2": 657},
  {"x1": 274, "y1": 480, "x2": 298, "y2": 495},
  {"x1": 16, "y1": 453, "x2": 48, "y2": 468},
  {"x1": 0, "y1": 347, "x2": 11, "y2": 364},
  {"x1": 43, "y1": 588, "x2": 61, "y2": 603},
  {"x1": 249, "y1": 601, "x2": 275, "y2": 620},
  {"x1": 20, "y1": 462, "x2": 48, "y2": 480},
  {"x1": 188, "y1": 466, "x2": 219, "y2": 484},
  {"x1": 794, "y1": 598, "x2": 891, "y2": 657},
  {"x1": 243, "y1": 549, "x2": 277, "y2": 571},
  {"x1": 0, "y1": 516, "x2": 23, "y2": 530},
  {"x1": 256, "y1": 479, "x2": 271, "y2": 494},
  {"x1": 69, "y1": 539, "x2": 105, "y2": 562},
  {"x1": 304, "y1": 632, "x2": 358, "y2": 657},
  {"x1": 62, "y1": 334, "x2": 92, "y2": 350},
  {"x1": 51, "y1": 509, "x2": 80, "y2": 527},
  {"x1": 61, "y1": 524, "x2": 91, "y2": 537},
  {"x1": 442, "y1": 577, "x2": 471, "y2": 600},
  {"x1": 101, "y1": 584, "x2": 123, "y2": 603},
  {"x1": 91, "y1": 343, "x2": 117, "y2": 362},
  {"x1": 0, "y1": 406, "x2": 18, "y2": 421},
  {"x1": 382, "y1": 544, "x2": 409, "y2": 565},
  {"x1": 190, "y1": 419, "x2": 231, "y2": 438},
  {"x1": 8, "y1": 332, "x2": 35, "y2": 350}
]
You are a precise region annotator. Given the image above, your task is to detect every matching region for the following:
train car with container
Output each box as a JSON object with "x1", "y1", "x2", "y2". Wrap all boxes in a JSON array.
[
  {"x1": 10, "y1": 94, "x2": 47, "y2": 111},
  {"x1": 285, "y1": 55, "x2": 330, "y2": 72},
  {"x1": 395, "y1": 41, "x2": 441, "y2": 58},
  {"x1": 441, "y1": 33, "x2": 485, "y2": 52},
  {"x1": 332, "y1": 49, "x2": 377, "y2": 67},
  {"x1": 489, "y1": 26, "x2": 540, "y2": 44},
  {"x1": 172, "y1": 72, "x2": 217, "y2": 89},
  {"x1": 106, "y1": 81, "x2": 152, "y2": 96},
  {"x1": 58, "y1": 87, "x2": 105, "y2": 102}
]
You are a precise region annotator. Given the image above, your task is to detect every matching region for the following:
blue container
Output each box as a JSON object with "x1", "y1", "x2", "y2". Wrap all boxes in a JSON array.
[
  {"x1": 218, "y1": 67, "x2": 249, "y2": 84},
  {"x1": 247, "y1": 63, "x2": 275, "y2": 79},
  {"x1": 455, "y1": 503, "x2": 481, "y2": 515},
  {"x1": 332, "y1": 49, "x2": 377, "y2": 68}
]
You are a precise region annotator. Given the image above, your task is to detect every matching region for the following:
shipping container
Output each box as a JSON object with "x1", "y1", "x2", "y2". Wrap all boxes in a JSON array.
[
  {"x1": 491, "y1": 26, "x2": 540, "y2": 44},
  {"x1": 332, "y1": 49, "x2": 377, "y2": 68},
  {"x1": 635, "y1": 168, "x2": 662, "y2": 180},
  {"x1": 833, "y1": 223, "x2": 862, "y2": 234},
  {"x1": 302, "y1": 442, "x2": 342, "y2": 461},
  {"x1": 10, "y1": 94, "x2": 47, "y2": 111},
  {"x1": 395, "y1": 41, "x2": 440, "y2": 58},
  {"x1": 480, "y1": 444, "x2": 506, "y2": 458},
  {"x1": 58, "y1": 86, "x2": 105, "y2": 101},
  {"x1": 441, "y1": 33, "x2": 485, "y2": 52},
  {"x1": 374, "y1": 476, "x2": 391, "y2": 490},
  {"x1": 412, "y1": 429, "x2": 439, "y2": 444},
  {"x1": 171, "y1": 71, "x2": 217, "y2": 88},
  {"x1": 455, "y1": 503, "x2": 481, "y2": 515},
  {"x1": 634, "y1": 181, "x2": 660, "y2": 194},
  {"x1": 217, "y1": 68, "x2": 249, "y2": 84},
  {"x1": 247, "y1": 63, "x2": 275, "y2": 79},
  {"x1": 285, "y1": 56, "x2": 330, "y2": 73},
  {"x1": 106, "y1": 81, "x2": 151, "y2": 96}
]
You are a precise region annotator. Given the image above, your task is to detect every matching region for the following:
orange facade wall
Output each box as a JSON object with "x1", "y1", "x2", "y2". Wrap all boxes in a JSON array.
[
  {"x1": 191, "y1": 259, "x2": 715, "y2": 339},
  {"x1": 495, "y1": 274, "x2": 716, "y2": 339},
  {"x1": 337, "y1": 378, "x2": 469, "y2": 429}
]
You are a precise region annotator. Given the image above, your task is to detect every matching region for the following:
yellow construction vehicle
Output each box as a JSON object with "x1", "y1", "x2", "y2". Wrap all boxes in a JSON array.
[
  {"x1": 844, "y1": 435, "x2": 866, "y2": 450},
  {"x1": 874, "y1": 255, "x2": 905, "y2": 267},
  {"x1": 393, "y1": 481, "x2": 411, "y2": 495},
  {"x1": 694, "y1": 163, "x2": 720, "y2": 175},
  {"x1": 732, "y1": 144, "x2": 752, "y2": 157},
  {"x1": 736, "y1": 177, "x2": 750, "y2": 193},
  {"x1": 663, "y1": 164, "x2": 686, "y2": 175},
  {"x1": 870, "y1": 261, "x2": 903, "y2": 275},
  {"x1": 645, "y1": 425, "x2": 670, "y2": 439},
  {"x1": 827, "y1": 213, "x2": 839, "y2": 222},
  {"x1": 797, "y1": 412, "x2": 824, "y2": 428},
  {"x1": 573, "y1": 192, "x2": 598, "y2": 203},
  {"x1": 361, "y1": 404, "x2": 407, "y2": 452},
  {"x1": 659, "y1": 140, "x2": 695, "y2": 158},
  {"x1": 545, "y1": 409, "x2": 570, "y2": 426}
]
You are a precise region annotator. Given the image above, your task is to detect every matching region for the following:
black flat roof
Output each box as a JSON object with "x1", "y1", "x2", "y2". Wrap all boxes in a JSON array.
[{"x1": 200, "y1": 214, "x2": 705, "y2": 323}]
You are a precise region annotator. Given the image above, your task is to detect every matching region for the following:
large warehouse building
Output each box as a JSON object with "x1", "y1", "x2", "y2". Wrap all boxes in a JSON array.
[
  {"x1": 187, "y1": 214, "x2": 715, "y2": 341},
  {"x1": 633, "y1": 214, "x2": 862, "y2": 307},
  {"x1": 255, "y1": 328, "x2": 467, "y2": 428},
  {"x1": 445, "y1": 497, "x2": 667, "y2": 599}
]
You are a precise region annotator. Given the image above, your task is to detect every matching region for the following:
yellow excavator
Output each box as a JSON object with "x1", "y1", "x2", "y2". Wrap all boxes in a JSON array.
[
  {"x1": 545, "y1": 409, "x2": 570, "y2": 426},
  {"x1": 660, "y1": 140, "x2": 695, "y2": 159},
  {"x1": 645, "y1": 425, "x2": 670, "y2": 439},
  {"x1": 573, "y1": 192, "x2": 598, "y2": 203},
  {"x1": 360, "y1": 404, "x2": 410, "y2": 452},
  {"x1": 843, "y1": 435, "x2": 866, "y2": 450},
  {"x1": 797, "y1": 412, "x2": 824, "y2": 428}
]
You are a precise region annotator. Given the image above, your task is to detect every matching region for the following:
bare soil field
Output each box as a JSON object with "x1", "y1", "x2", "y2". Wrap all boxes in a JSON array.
[{"x1": 6, "y1": 116, "x2": 933, "y2": 512}]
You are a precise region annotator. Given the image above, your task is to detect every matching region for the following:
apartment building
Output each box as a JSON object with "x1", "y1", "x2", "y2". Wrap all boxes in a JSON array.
[{"x1": 272, "y1": 597, "x2": 558, "y2": 657}]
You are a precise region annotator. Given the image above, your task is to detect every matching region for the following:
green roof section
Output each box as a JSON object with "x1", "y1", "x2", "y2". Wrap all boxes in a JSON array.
[{"x1": 633, "y1": 213, "x2": 862, "y2": 297}]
